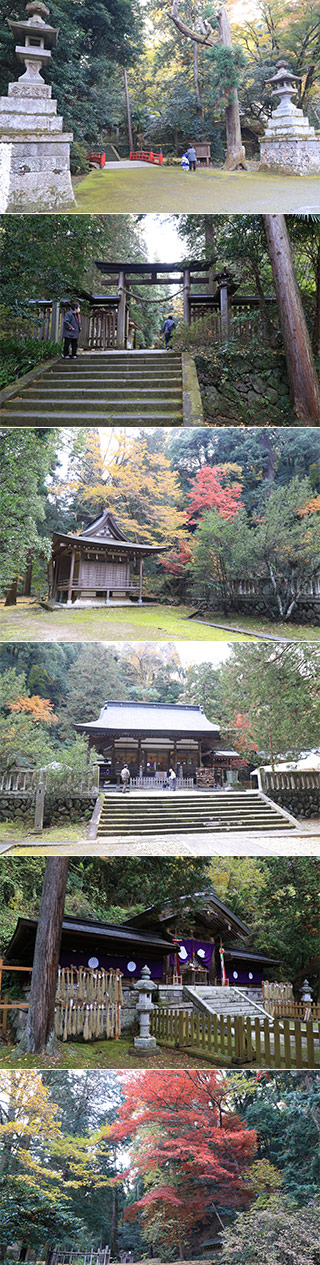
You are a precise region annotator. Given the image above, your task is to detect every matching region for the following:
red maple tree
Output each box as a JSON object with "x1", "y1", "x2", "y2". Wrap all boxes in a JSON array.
[
  {"x1": 162, "y1": 466, "x2": 242, "y2": 576},
  {"x1": 187, "y1": 466, "x2": 243, "y2": 524},
  {"x1": 110, "y1": 1071, "x2": 257, "y2": 1252}
]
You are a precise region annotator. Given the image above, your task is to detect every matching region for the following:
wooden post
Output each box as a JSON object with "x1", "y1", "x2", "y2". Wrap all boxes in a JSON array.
[
  {"x1": 220, "y1": 276, "x2": 230, "y2": 339},
  {"x1": 34, "y1": 779, "x2": 45, "y2": 835},
  {"x1": 138, "y1": 557, "x2": 143, "y2": 604},
  {"x1": 117, "y1": 270, "x2": 127, "y2": 348},
  {"x1": 67, "y1": 548, "x2": 76, "y2": 606},
  {"x1": 173, "y1": 738, "x2": 177, "y2": 771},
  {"x1": 50, "y1": 300, "x2": 61, "y2": 343},
  {"x1": 183, "y1": 268, "x2": 191, "y2": 326}
]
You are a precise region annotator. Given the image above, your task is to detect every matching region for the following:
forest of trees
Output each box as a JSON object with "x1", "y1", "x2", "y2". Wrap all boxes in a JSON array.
[
  {"x1": 1, "y1": 424, "x2": 320, "y2": 621},
  {"x1": 1, "y1": 0, "x2": 320, "y2": 165},
  {"x1": 0, "y1": 1069, "x2": 319, "y2": 1264}
]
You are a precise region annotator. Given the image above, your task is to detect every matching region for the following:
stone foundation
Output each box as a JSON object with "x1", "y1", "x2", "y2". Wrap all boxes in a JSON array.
[
  {"x1": 0, "y1": 136, "x2": 74, "y2": 212},
  {"x1": 260, "y1": 137, "x2": 320, "y2": 174}
]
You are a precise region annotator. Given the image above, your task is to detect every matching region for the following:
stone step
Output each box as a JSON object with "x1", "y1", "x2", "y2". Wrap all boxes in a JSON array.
[
  {"x1": 96, "y1": 790, "x2": 295, "y2": 835},
  {"x1": 20, "y1": 388, "x2": 182, "y2": 401},
  {"x1": 1, "y1": 410, "x2": 184, "y2": 423}
]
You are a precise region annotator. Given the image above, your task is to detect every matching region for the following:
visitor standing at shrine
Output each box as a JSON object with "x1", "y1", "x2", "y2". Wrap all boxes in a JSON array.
[
  {"x1": 63, "y1": 303, "x2": 81, "y2": 359},
  {"x1": 187, "y1": 144, "x2": 197, "y2": 171}
]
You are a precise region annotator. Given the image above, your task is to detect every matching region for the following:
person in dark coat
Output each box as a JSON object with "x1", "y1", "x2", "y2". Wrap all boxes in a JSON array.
[
  {"x1": 187, "y1": 145, "x2": 197, "y2": 171},
  {"x1": 161, "y1": 313, "x2": 176, "y2": 348},
  {"x1": 63, "y1": 302, "x2": 81, "y2": 358}
]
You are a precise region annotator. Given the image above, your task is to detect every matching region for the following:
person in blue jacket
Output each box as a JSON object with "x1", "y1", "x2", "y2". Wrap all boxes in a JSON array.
[{"x1": 161, "y1": 313, "x2": 176, "y2": 348}]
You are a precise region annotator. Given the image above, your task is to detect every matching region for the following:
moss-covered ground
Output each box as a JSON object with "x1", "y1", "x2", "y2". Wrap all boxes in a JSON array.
[
  {"x1": 71, "y1": 166, "x2": 320, "y2": 214},
  {"x1": 0, "y1": 821, "x2": 84, "y2": 845},
  {"x1": 0, "y1": 1036, "x2": 216, "y2": 1069},
  {"x1": 0, "y1": 599, "x2": 318, "y2": 642}
]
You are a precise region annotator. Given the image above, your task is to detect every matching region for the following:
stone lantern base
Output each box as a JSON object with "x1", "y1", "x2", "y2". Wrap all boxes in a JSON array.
[
  {"x1": 132, "y1": 1036, "x2": 160, "y2": 1057},
  {"x1": 260, "y1": 135, "x2": 320, "y2": 175},
  {"x1": 0, "y1": 78, "x2": 75, "y2": 212},
  {"x1": 0, "y1": 134, "x2": 75, "y2": 212}
]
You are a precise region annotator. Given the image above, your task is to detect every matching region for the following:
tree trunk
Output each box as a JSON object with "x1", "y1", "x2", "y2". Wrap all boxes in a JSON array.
[
  {"x1": 123, "y1": 68, "x2": 133, "y2": 152},
  {"x1": 25, "y1": 859, "x2": 69, "y2": 1053},
  {"x1": 23, "y1": 559, "x2": 33, "y2": 597},
  {"x1": 170, "y1": 1, "x2": 246, "y2": 167},
  {"x1": 217, "y1": 7, "x2": 246, "y2": 169},
  {"x1": 4, "y1": 578, "x2": 18, "y2": 606},
  {"x1": 312, "y1": 233, "x2": 320, "y2": 354},
  {"x1": 264, "y1": 214, "x2": 320, "y2": 424},
  {"x1": 111, "y1": 1183, "x2": 119, "y2": 1256},
  {"x1": 205, "y1": 216, "x2": 217, "y2": 291}
]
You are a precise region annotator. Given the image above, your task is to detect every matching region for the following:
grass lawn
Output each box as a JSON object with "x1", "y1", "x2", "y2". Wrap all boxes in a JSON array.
[
  {"x1": 0, "y1": 598, "x2": 318, "y2": 642},
  {"x1": 0, "y1": 1036, "x2": 218, "y2": 1069},
  {"x1": 72, "y1": 165, "x2": 320, "y2": 214},
  {"x1": 0, "y1": 821, "x2": 86, "y2": 845}
]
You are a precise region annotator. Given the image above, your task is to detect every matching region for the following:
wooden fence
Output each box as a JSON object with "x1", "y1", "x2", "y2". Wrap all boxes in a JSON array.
[
  {"x1": 262, "y1": 980, "x2": 320, "y2": 1020},
  {"x1": 51, "y1": 1249, "x2": 110, "y2": 1265},
  {"x1": 150, "y1": 1006, "x2": 320, "y2": 1069},
  {"x1": 0, "y1": 765, "x2": 100, "y2": 834}
]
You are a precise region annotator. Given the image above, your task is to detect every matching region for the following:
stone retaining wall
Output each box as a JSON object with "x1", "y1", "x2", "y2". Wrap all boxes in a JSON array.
[
  {"x1": 0, "y1": 792, "x2": 97, "y2": 827},
  {"x1": 270, "y1": 787, "x2": 320, "y2": 819}
]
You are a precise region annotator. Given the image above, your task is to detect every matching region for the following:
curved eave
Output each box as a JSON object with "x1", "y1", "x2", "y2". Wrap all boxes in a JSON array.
[{"x1": 52, "y1": 533, "x2": 167, "y2": 556}]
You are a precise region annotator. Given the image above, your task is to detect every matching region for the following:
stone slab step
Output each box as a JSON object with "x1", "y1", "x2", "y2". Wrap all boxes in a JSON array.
[{"x1": 1, "y1": 410, "x2": 184, "y2": 423}]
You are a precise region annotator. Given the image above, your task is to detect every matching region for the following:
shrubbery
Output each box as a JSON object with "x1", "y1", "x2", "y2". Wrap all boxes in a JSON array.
[{"x1": 0, "y1": 336, "x2": 61, "y2": 387}]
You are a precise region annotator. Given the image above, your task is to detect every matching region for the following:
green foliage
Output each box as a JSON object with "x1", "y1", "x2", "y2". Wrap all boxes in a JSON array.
[
  {"x1": 0, "y1": 337, "x2": 61, "y2": 388},
  {"x1": 220, "y1": 1197, "x2": 320, "y2": 1264},
  {"x1": 210, "y1": 857, "x2": 320, "y2": 991},
  {"x1": 70, "y1": 142, "x2": 91, "y2": 176},
  {"x1": 0, "y1": 429, "x2": 56, "y2": 591}
]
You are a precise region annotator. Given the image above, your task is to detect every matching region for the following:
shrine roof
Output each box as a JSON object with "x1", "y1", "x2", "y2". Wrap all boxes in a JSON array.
[
  {"x1": 76, "y1": 700, "x2": 220, "y2": 736},
  {"x1": 52, "y1": 509, "x2": 167, "y2": 555},
  {"x1": 5, "y1": 915, "x2": 172, "y2": 963}
]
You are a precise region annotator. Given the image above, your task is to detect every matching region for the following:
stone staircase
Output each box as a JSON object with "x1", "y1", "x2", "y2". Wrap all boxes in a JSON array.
[
  {"x1": 95, "y1": 789, "x2": 297, "y2": 837},
  {"x1": 1, "y1": 350, "x2": 184, "y2": 424},
  {"x1": 183, "y1": 984, "x2": 268, "y2": 1020}
]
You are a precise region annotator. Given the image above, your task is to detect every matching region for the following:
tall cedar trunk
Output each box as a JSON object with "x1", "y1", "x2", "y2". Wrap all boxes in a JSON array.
[
  {"x1": 264, "y1": 215, "x2": 320, "y2": 424},
  {"x1": 111, "y1": 1183, "x2": 119, "y2": 1256},
  {"x1": 23, "y1": 559, "x2": 33, "y2": 597},
  {"x1": 4, "y1": 577, "x2": 17, "y2": 606},
  {"x1": 217, "y1": 7, "x2": 246, "y2": 169},
  {"x1": 123, "y1": 68, "x2": 133, "y2": 152},
  {"x1": 193, "y1": 40, "x2": 202, "y2": 112},
  {"x1": 312, "y1": 233, "x2": 320, "y2": 353},
  {"x1": 25, "y1": 858, "x2": 69, "y2": 1052},
  {"x1": 191, "y1": 3, "x2": 202, "y2": 112},
  {"x1": 205, "y1": 216, "x2": 217, "y2": 291},
  {"x1": 170, "y1": 2, "x2": 246, "y2": 167}
]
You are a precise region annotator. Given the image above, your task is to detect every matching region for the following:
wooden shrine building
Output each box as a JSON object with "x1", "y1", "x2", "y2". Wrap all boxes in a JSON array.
[
  {"x1": 49, "y1": 508, "x2": 166, "y2": 606},
  {"x1": 75, "y1": 700, "x2": 241, "y2": 786},
  {"x1": 6, "y1": 890, "x2": 279, "y2": 989}
]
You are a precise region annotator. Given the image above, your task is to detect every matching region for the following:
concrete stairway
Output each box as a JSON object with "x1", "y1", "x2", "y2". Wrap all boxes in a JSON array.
[
  {"x1": 95, "y1": 789, "x2": 297, "y2": 837},
  {"x1": 183, "y1": 985, "x2": 268, "y2": 1020},
  {"x1": 1, "y1": 351, "x2": 184, "y2": 423}
]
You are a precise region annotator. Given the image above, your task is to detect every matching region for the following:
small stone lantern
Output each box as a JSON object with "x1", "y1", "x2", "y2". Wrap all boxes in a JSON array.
[
  {"x1": 300, "y1": 978, "x2": 313, "y2": 1020},
  {"x1": 133, "y1": 965, "x2": 159, "y2": 1055}
]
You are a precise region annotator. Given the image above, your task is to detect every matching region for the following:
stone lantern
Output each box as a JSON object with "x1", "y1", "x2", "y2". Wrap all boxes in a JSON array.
[
  {"x1": 133, "y1": 965, "x2": 159, "y2": 1055},
  {"x1": 260, "y1": 60, "x2": 320, "y2": 174},
  {"x1": 300, "y1": 978, "x2": 313, "y2": 1019},
  {"x1": 0, "y1": 0, "x2": 75, "y2": 211}
]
